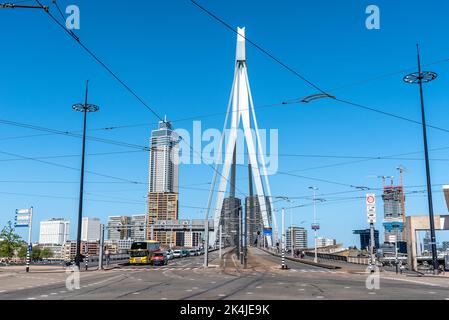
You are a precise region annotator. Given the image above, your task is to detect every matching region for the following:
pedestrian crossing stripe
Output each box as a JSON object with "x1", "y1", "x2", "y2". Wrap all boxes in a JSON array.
[{"x1": 113, "y1": 267, "x2": 203, "y2": 272}]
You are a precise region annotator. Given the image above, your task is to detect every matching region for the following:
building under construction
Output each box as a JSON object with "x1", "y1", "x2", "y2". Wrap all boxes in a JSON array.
[{"x1": 382, "y1": 185, "x2": 405, "y2": 242}]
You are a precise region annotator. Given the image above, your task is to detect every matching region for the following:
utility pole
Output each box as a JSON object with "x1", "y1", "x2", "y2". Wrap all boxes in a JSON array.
[
  {"x1": 26, "y1": 207, "x2": 33, "y2": 273},
  {"x1": 281, "y1": 208, "x2": 287, "y2": 269},
  {"x1": 396, "y1": 166, "x2": 407, "y2": 241},
  {"x1": 309, "y1": 186, "x2": 319, "y2": 263},
  {"x1": 404, "y1": 44, "x2": 439, "y2": 274},
  {"x1": 219, "y1": 224, "x2": 222, "y2": 263},
  {"x1": 98, "y1": 224, "x2": 104, "y2": 270},
  {"x1": 72, "y1": 81, "x2": 99, "y2": 268}
]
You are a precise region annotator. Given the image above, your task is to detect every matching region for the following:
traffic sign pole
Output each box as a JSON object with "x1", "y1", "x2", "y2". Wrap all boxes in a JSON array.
[
  {"x1": 366, "y1": 194, "x2": 376, "y2": 272},
  {"x1": 26, "y1": 207, "x2": 33, "y2": 273}
]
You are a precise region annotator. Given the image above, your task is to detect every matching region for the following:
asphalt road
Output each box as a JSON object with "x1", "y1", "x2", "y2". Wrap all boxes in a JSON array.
[{"x1": 1, "y1": 248, "x2": 449, "y2": 300}]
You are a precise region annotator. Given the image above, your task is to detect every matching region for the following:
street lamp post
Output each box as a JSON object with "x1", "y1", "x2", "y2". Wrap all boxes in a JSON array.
[
  {"x1": 309, "y1": 186, "x2": 319, "y2": 263},
  {"x1": 72, "y1": 80, "x2": 99, "y2": 268},
  {"x1": 404, "y1": 45, "x2": 439, "y2": 274}
]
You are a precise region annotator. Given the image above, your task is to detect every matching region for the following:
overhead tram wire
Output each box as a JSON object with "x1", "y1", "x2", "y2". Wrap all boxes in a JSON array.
[
  {"x1": 19, "y1": 2, "x2": 449, "y2": 216},
  {"x1": 35, "y1": 0, "x2": 163, "y2": 121},
  {"x1": 31, "y1": 1, "x2": 250, "y2": 202},
  {"x1": 188, "y1": 0, "x2": 449, "y2": 135}
]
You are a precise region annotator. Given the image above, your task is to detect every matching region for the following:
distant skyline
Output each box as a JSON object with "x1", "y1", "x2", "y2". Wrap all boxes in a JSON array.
[{"x1": 2, "y1": 1, "x2": 449, "y2": 247}]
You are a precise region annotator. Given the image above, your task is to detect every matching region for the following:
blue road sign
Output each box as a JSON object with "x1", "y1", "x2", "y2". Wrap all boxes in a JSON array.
[
  {"x1": 28, "y1": 244, "x2": 33, "y2": 252},
  {"x1": 263, "y1": 228, "x2": 272, "y2": 236}
]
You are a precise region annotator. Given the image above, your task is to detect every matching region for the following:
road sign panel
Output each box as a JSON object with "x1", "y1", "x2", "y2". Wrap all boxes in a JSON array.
[
  {"x1": 16, "y1": 209, "x2": 31, "y2": 214},
  {"x1": 366, "y1": 194, "x2": 376, "y2": 205},
  {"x1": 389, "y1": 235, "x2": 397, "y2": 243}
]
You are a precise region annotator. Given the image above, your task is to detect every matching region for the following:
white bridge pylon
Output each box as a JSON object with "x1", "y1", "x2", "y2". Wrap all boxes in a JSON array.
[{"x1": 208, "y1": 27, "x2": 276, "y2": 247}]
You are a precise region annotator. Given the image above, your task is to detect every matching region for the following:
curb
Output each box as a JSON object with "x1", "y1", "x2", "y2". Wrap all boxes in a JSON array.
[{"x1": 259, "y1": 248, "x2": 341, "y2": 270}]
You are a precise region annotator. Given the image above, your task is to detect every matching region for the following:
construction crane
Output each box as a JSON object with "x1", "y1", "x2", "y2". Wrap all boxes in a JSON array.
[
  {"x1": 368, "y1": 175, "x2": 394, "y2": 188},
  {"x1": 396, "y1": 166, "x2": 408, "y2": 240}
]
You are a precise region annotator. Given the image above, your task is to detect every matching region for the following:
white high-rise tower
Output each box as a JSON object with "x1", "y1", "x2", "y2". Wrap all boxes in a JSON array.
[{"x1": 206, "y1": 27, "x2": 276, "y2": 246}]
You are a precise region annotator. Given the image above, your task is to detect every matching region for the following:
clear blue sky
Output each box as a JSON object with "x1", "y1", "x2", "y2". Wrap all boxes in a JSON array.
[{"x1": 1, "y1": 0, "x2": 449, "y2": 247}]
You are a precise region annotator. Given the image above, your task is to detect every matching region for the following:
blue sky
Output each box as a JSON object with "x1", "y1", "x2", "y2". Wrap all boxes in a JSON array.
[{"x1": 1, "y1": 0, "x2": 449, "y2": 247}]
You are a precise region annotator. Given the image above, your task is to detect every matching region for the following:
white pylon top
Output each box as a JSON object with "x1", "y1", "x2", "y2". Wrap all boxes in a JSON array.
[{"x1": 236, "y1": 27, "x2": 246, "y2": 62}]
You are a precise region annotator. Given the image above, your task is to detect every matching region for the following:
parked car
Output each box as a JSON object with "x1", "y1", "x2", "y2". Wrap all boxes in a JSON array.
[
  {"x1": 165, "y1": 251, "x2": 174, "y2": 260},
  {"x1": 151, "y1": 252, "x2": 168, "y2": 266},
  {"x1": 172, "y1": 250, "x2": 182, "y2": 258},
  {"x1": 189, "y1": 249, "x2": 199, "y2": 256},
  {"x1": 181, "y1": 249, "x2": 190, "y2": 257}
]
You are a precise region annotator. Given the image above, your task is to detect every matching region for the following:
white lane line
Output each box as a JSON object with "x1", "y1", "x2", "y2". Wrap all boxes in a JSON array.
[
  {"x1": 40, "y1": 295, "x2": 48, "y2": 298},
  {"x1": 344, "y1": 287, "x2": 350, "y2": 289},
  {"x1": 50, "y1": 293, "x2": 58, "y2": 295},
  {"x1": 368, "y1": 292, "x2": 376, "y2": 295},
  {"x1": 27, "y1": 297, "x2": 36, "y2": 300},
  {"x1": 59, "y1": 291, "x2": 66, "y2": 293},
  {"x1": 246, "y1": 292, "x2": 253, "y2": 295},
  {"x1": 298, "y1": 289, "x2": 305, "y2": 291},
  {"x1": 256, "y1": 286, "x2": 262, "y2": 289},
  {"x1": 133, "y1": 292, "x2": 140, "y2": 295},
  {"x1": 161, "y1": 297, "x2": 167, "y2": 300},
  {"x1": 218, "y1": 294, "x2": 226, "y2": 297},
  {"x1": 316, "y1": 296, "x2": 324, "y2": 299},
  {"x1": 428, "y1": 292, "x2": 436, "y2": 294},
  {"x1": 192, "y1": 287, "x2": 199, "y2": 290},
  {"x1": 185, "y1": 289, "x2": 192, "y2": 292},
  {"x1": 18, "y1": 287, "x2": 24, "y2": 290},
  {"x1": 0, "y1": 290, "x2": 6, "y2": 293},
  {"x1": 382, "y1": 276, "x2": 440, "y2": 287}
]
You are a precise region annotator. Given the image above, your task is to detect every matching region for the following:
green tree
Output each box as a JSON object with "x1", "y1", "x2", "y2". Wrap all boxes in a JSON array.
[
  {"x1": 17, "y1": 245, "x2": 28, "y2": 259},
  {"x1": 31, "y1": 246, "x2": 41, "y2": 261},
  {"x1": 0, "y1": 221, "x2": 23, "y2": 258},
  {"x1": 40, "y1": 248, "x2": 53, "y2": 259}
]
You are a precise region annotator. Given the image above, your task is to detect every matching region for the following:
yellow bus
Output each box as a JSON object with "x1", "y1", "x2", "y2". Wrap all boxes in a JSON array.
[{"x1": 129, "y1": 240, "x2": 161, "y2": 264}]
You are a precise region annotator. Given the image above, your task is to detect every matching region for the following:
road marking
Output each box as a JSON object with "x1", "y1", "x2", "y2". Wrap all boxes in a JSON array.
[
  {"x1": 316, "y1": 296, "x2": 324, "y2": 299},
  {"x1": 211, "y1": 281, "x2": 216, "y2": 284},
  {"x1": 256, "y1": 286, "x2": 262, "y2": 289},
  {"x1": 246, "y1": 292, "x2": 253, "y2": 295},
  {"x1": 133, "y1": 292, "x2": 140, "y2": 295},
  {"x1": 428, "y1": 292, "x2": 436, "y2": 294},
  {"x1": 185, "y1": 289, "x2": 192, "y2": 292},
  {"x1": 59, "y1": 291, "x2": 66, "y2": 293},
  {"x1": 50, "y1": 293, "x2": 57, "y2": 295},
  {"x1": 0, "y1": 290, "x2": 6, "y2": 293},
  {"x1": 27, "y1": 297, "x2": 36, "y2": 300},
  {"x1": 18, "y1": 287, "x2": 24, "y2": 290},
  {"x1": 298, "y1": 289, "x2": 305, "y2": 291},
  {"x1": 40, "y1": 295, "x2": 48, "y2": 298},
  {"x1": 368, "y1": 292, "x2": 376, "y2": 295},
  {"x1": 192, "y1": 287, "x2": 198, "y2": 290},
  {"x1": 161, "y1": 297, "x2": 167, "y2": 300},
  {"x1": 137, "y1": 279, "x2": 142, "y2": 281},
  {"x1": 382, "y1": 276, "x2": 439, "y2": 287},
  {"x1": 344, "y1": 287, "x2": 351, "y2": 289},
  {"x1": 218, "y1": 294, "x2": 226, "y2": 297}
]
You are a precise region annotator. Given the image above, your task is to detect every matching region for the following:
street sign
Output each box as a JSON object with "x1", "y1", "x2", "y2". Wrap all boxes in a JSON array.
[
  {"x1": 366, "y1": 194, "x2": 376, "y2": 205},
  {"x1": 15, "y1": 209, "x2": 31, "y2": 227},
  {"x1": 389, "y1": 235, "x2": 397, "y2": 243},
  {"x1": 263, "y1": 228, "x2": 272, "y2": 236},
  {"x1": 367, "y1": 211, "x2": 376, "y2": 223},
  {"x1": 366, "y1": 194, "x2": 376, "y2": 223}
]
